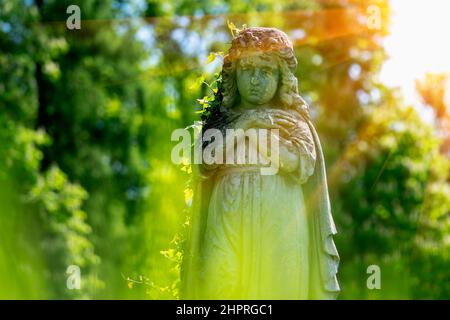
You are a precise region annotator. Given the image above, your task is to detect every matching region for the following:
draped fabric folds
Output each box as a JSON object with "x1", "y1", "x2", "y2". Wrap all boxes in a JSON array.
[{"x1": 180, "y1": 111, "x2": 339, "y2": 299}]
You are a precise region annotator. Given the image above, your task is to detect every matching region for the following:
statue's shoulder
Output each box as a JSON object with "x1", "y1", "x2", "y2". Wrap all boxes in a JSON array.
[{"x1": 282, "y1": 106, "x2": 309, "y2": 124}]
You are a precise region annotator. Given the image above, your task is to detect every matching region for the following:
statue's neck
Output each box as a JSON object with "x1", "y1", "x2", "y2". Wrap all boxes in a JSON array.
[
  {"x1": 236, "y1": 100, "x2": 279, "y2": 112},
  {"x1": 236, "y1": 101, "x2": 259, "y2": 111}
]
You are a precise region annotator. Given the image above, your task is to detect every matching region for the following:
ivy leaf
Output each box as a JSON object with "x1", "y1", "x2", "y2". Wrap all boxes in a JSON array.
[
  {"x1": 227, "y1": 20, "x2": 238, "y2": 37},
  {"x1": 189, "y1": 75, "x2": 205, "y2": 91},
  {"x1": 207, "y1": 52, "x2": 216, "y2": 64}
]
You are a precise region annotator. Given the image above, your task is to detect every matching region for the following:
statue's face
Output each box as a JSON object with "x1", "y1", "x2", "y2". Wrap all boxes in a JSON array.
[{"x1": 236, "y1": 53, "x2": 280, "y2": 107}]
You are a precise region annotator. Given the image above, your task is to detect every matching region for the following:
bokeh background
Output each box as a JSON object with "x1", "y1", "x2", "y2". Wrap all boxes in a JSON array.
[{"x1": 0, "y1": 0, "x2": 449, "y2": 299}]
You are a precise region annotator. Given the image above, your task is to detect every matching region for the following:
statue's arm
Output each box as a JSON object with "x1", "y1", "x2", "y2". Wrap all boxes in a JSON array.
[
  {"x1": 200, "y1": 111, "x2": 252, "y2": 173},
  {"x1": 288, "y1": 118, "x2": 316, "y2": 183},
  {"x1": 278, "y1": 139, "x2": 300, "y2": 173}
]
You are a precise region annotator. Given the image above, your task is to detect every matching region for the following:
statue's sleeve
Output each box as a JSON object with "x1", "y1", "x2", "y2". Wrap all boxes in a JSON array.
[
  {"x1": 302, "y1": 117, "x2": 340, "y2": 299},
  {"x1": 288, "y1": 117, "x2": 316, "y2": 184}
]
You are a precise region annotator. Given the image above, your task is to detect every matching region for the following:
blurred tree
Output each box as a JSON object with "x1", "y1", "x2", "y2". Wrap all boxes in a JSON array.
[
  {"x1": 412, "y1": 73, "x2": 450, "y2": 298},
  {"x1": 31, "y1": 0, "x2": 150, "y2": 298},
  {"x1": 416, "y1": 72, "x2": 450, "y2": 156},
  {"x1": 0, "y1": 0, "x2": 151, "y2": 298},
  {"x1": 0, "y1": 0, "x2": 101, "y2": 298},
  {"x1": 416, "y1": 73, "x2": 450, "y2": 120},
  {"x1": 334, "y1": 96, "x2": 450, "y2": 298}
]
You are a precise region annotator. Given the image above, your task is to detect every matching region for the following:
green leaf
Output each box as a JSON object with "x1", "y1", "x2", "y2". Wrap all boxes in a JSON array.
[{"x1": 207, "y1": 52, "x2": 216, "y2": 64}]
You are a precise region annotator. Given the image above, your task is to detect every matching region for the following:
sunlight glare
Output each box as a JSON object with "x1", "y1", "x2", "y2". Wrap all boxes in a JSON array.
[{"x1": 380, "y1": 0, "x2": 450, "y2": 108}]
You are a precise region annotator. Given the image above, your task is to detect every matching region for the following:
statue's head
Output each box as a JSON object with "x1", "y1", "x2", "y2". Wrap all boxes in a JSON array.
[{"x1": 221, "y1": 27, "x2": 305, "y2": 111}]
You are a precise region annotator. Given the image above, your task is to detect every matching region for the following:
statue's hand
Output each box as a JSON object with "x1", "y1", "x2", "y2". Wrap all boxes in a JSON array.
[
  {"x1": 251, "y1": 109, "x2": 298, "y2": 137},
  {"x1": 233, "y1": 109, "x2": 298, "y2": 137},
  {"x1": 265, "y1": 109, "x2": 298, "y2": 130}
]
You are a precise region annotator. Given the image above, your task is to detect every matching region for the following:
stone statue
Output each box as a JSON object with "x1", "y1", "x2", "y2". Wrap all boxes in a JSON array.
[{"x1": 181, "y1": 27, "x2": 339, "y2": 299}]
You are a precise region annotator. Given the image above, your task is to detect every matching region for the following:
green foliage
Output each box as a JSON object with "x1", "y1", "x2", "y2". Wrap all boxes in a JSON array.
[
  {"x1": 339, "y1": 105, "x2": 436, "y2": 253},
  {"x1": 0, "y1": 0, "x2": 149, "y2": 298},
  {"x1": 335, "y1": 102, "x2": 450, "y2": 298},
  {"x1": 30, "y1": 166, "x2": 102, "y2": 298},
  {"x1": 0, "y1": 105, "x2": 100, "y2": 298},
  {"x1": 197, "y1": 73, "x2": 222, "y2": 121}
]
